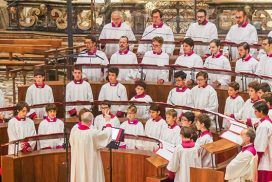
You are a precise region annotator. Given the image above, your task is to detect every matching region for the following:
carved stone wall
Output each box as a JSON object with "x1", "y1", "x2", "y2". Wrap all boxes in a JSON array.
[{"x1": 3, "y1": 0, "x2": 272, "y2": 35}]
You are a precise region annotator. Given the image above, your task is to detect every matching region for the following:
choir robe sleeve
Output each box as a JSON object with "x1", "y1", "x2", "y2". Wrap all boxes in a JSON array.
[
  {"x1": 210, "y1": 24, "x2": 218, "y2": 40},
  {"x1": 28, "y1": 121, "x2": 37, "y2": 150},
  {"x1": 125, "y1": 54, "x2": 141, "y2": 80},
  {"x1": 117, "y1": 85, "x2": 128, "y2": 112},
  {"x1": 165, "y1": 27, "x2": 175, "y2": 54},
  {"x1": 167, "y1": 147, "x2": 181, "y2": 173},
  {"x1": 206, "y1": 89, "x2": 218, "y2": 112},
  {"x1": 127, "y1": 27, "x2": 136, "y2": 52},
  {"x1": 137, "y1": 28, "x2": 150, "y2": 53},
  {"x1": 65, "y1": 83, "x2": 74, "y2": 112},
  {"x1": 48, "y1": 86, "x2": 54, "y2": 103},
  {"x1": 87, "y1": 84, "x2": 94, "y2": 109},
  {"x1": 255, "y1": 59, "x2": 264, "y2": 75},
  {"x1": 94, "y1": 128, "x2": 112, "y2": 149},
  {"x1": 225, "y1": 151, "x2": 256, "y2": 181},
  {"x1": 0, "y1": 90, "x2": 6, "y2": 118},
  {"x1": 25, "y1": 87, "x2": 33, "y2": 105},
  {"x1": 218, "y1": 58, "x2": 231, "y2": 85},
  {"x1": 254, "y1": 124, "x2": 269, "y2": 153},
  {"x1": 158, "y1": 55, "x2": 169, "y2": 81}
]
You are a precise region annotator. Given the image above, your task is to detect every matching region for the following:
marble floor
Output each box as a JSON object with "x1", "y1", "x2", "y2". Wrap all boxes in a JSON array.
[{"x1": 0, "y1": 67, "x2": 34, "y2": 107}]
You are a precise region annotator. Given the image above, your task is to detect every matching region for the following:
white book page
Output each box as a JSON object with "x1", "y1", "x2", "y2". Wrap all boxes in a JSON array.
[
  {"x1": 159, "y1": 140, "x2": 175, "y2": 153},
  {"x1": 221, "y1": 131, "x2": 243, "y2": 145},
  {"x1": 229, "y1": 124, "x2": 244, "y2": 134},
  {"x1": 229, "y1": 120, "x2": 247, "y2": 129},
  {"x1": 156, "y1": 148, "x2": 173, "y2": 161}
]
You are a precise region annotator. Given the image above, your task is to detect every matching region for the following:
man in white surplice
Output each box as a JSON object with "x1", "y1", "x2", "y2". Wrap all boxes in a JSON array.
[
  {"x1": 70, "y1": 112, "x2": 112, "y2": 182},
  {"x1": 225, "y1": 128, "x2": 258, "y2": 182},
  {"x1": 224, "y1": 9, "x2": 258, "y2": 60},
  {"x1": 99, "y1": 10, "x2": 136, "y2": 56},
  {"x1": 137, "y1": 9, "x2": 175, "y2": 55},
  {"x1": 183, "y1": 9, "x2": 218, "y2": 56}
]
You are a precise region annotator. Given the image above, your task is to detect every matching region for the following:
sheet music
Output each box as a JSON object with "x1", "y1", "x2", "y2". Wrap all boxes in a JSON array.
[
  {"x1": 229, "y1": 120, "x2": 247, "y2": 129},
  {"x1": 156, "y1": 148, "x2": 173, "y2": 161},
  {"x1": 221, "y1": 131, "x2": 243, "y2": 145},
  {"x1": 229, "y1": 124, "x2": 244, "y2": 134},
  {"x1": 159, "y1": 140, "x2": 175, "y2": 153}
]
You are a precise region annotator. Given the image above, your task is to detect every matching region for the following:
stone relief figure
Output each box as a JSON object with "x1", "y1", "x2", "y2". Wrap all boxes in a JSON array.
[
  {"x1": 51, "y1": 8, "x2": 67, "y2": 29},
  {"x1": 77, "y1": 10, "x2": 92, "y2": 30},
  {"x1": 19, "y1": 7, "x2": 40, "y2": 27},
  {"x1": 253, "y1": 10, "x2": 272, "y2": 31}
]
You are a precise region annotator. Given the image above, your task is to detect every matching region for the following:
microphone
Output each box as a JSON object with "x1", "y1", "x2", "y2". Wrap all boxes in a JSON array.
[{"x1": 14, "y1": 55, "x2": 23, "y2": 61}]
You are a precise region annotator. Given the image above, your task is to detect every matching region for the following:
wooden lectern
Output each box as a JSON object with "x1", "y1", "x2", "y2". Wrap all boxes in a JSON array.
[{"x1": 146, "y1": 155, "x2": 168, "y2": 182}]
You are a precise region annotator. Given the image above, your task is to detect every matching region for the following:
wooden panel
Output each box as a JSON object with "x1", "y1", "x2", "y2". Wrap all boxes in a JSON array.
[
  {"x1": 2, "y1": 149, "x2": 158, "y2": 182},
  {"x1": 0, "y1": 45, "x2": 51, "y2": 54},
  {"x1": 0, "y1": 118, "x2": 77, "y2": 158},
  {"x1": 0, "y1": 39, "x2": 62, "y2": 48},
  {"x1": 18, "y1": 81, "x2": 249, "y2": 118},
  {"x1": 190, "y1": 167, "x2": 224, "y2": 182}
]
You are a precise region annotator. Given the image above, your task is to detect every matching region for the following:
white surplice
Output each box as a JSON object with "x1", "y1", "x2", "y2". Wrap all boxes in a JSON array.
[
  {"x1": 38, "y1": 118, "x2": 64, "y2": 149},
  {"x1": 120, "y1": 120, "x2": 145, "y2": 149},
  {"x1": 25, "y1": 84, "x2": 54, "y2": 118},
  {"x1": 167, "y1": 145, "x2": 201, "y2": 182},
  {"x1": 7, "y1": 117, "x2": 37, "y2": 154},
  {"x1": 99, "y1": 22, "x2": 136, "y2": 55},
  {"x1": 70, "y1": 125, "x2": 111, "y2": 182},
  {"x1": 75, "y1": 50, "x2": 109, "y2": 81}
]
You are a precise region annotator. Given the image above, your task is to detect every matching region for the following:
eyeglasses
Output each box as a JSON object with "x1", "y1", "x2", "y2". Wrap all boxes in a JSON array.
[
  {"x1": 100, "y1": 107, "x2": 109, "y2": 110},
  {"x1": 196, "y1": 78, "x2": 205, "y2": 81},
  {"x1": 197, "y1": 16, "x2": 205, "y2": 18}
]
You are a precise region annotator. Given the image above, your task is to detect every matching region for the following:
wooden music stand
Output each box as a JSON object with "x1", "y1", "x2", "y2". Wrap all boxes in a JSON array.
[
  {"x1": 146, "y1": 155, "x2": 168, "y2": 182},
  {"x1": 201, "y1": 139, "x2": 239, "y2": 169}
]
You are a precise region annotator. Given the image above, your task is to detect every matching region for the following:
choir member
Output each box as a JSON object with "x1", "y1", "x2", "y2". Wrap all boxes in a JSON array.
[
  {"x1": 99, "y1": 10, "x2": 136, "y2": 56},
  {"x1": 160, "y1": 109, "x2": 181, "y2": 146},
  {"x1": 268, "y1": 31, "x2": 272, "y2": 37},
  {"x1": 93, "y1": 101, "x2": 120, "y2": 130},
  {"x1": 110, "y1": 36, "x2": 139, "y2": 81},
  {"x1": 25, "y1": 68, "x2": 54, "y2": 119},
  {"x1": 98, "y1": 67, "x2": 128, "y2": 116},
  {"x1": 257, "y1": 82, "x2": 271, "y2": 98},
  {"x1": 223, "y1": 82, "x2": 245, "y2": 129},
  {"x1": 0, "y1": 88, "x2": 5, "y2": 123},
  {"x1": 7, "y1": 102, "x2": 36, "y2": 154},
  {"x1": 75, "y1": 35, "x2": 109, "y2": 82},
  {"x1": 167, "y1": 127, "x2": 200, "y2": 182},
  {"x1": 256, "y1": 37, "x2": 272, "y2": 87},
  {"x1": 261, "y1": 92, "x2": 272, "y2": 118},
  {"x1": 204, "y1": 39, "x2": 231, "y2": 86},
  {"x1": 191, "y1": 71, "x2": 218, "y2": 126},
  {"x1": 228, "y1": 81, "x2": 260, "y2": 126},
  {"x1": 253, "y1": 101, "x2": 272, "y2": 182},
  {"x1": 166, "y1": 70, "x2": 192, "y2": 117},
  {"x1": 235, "y1": 42, "x2": 258, "y2": 88},
  {"x1": 130, "y1": 81, "x2": 152, "y2": 119},
  {"x1": 144, "y1": 104, "x2": 167, "y2": 151},
  {"x1": 120, "y1": 105, "x2": 145, "y2": 149},
  {"x1": 183, "y1": 9, "x2": 218, "y2": 56},
  {"x1": 66, "y1": 66, "x2": 93, "y2": 117},
  {"x1": 70, "y1": 112, "x2": 112, "y2": 182},
  {"x1": 141, "y1": 36, "x2": 169, "y2": 83},
  {"x1": 137, "y1": 9, "x2": 174, "y2": 55},
  {"x1": 195, "y1": 114, "x2": 213, "y2": 167},
  {"x1": 175, "y1": 38, "x2": 203, "y2": 86},
  {"x1": 225, "y1": 128, "x2": 258, "y2": 182},
  {"x1": 38, "y1": 104, "x2": 64, "y2": 150},
  {"x1": 224, "y1": 9, "x2": 258, "y2": 59},
  {"x1": 179, "y1": 112, "x2": 198, "y2": 142}
]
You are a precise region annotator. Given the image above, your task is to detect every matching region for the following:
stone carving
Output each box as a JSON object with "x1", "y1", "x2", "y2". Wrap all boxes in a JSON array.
[
  {"x1": 51, "y1": 8, "x2": 67, "y2": 29},
  {"x1": 19, "y1": 7, "x2": 40, "y2": 27},
  {"x1": 77, "y1": 10, "x2": 92, "y2": 30}
]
